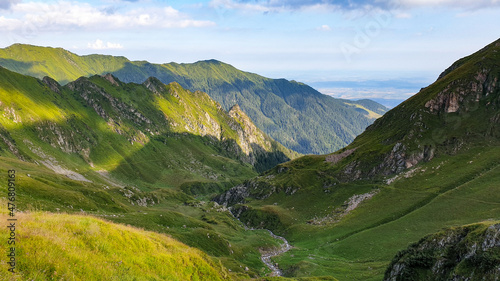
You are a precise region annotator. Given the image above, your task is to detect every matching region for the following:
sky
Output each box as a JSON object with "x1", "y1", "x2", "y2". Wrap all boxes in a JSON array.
[{"x1": 0, "y1": 0, "x2": 499, "y2": 106}]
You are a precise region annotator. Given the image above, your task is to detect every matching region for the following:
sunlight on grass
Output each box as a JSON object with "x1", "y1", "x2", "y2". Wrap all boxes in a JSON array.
[{"x1": 0, "y1": 211, "x2": 230, "y2": 280}]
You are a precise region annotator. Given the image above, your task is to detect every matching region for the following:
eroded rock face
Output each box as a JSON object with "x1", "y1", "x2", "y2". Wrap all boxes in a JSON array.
[
  {"x1": 340, "y1": 143, "x2": 435, "y2": 182},
  {"x1": 426, "y1": 68, "x2": 497, "y2": 114},
  {"x1": 425, "y1": 89, "x2": 462, "y2": 113},
  {"x1": 384, "y1": 223, "x2": 500, "y2": 281},
  {"x1": 228, "y1": 104, "x2": 271, "y2": 163},
  {"x1": 212, "y1": 184, "x2": 250, "y2": 207},
  {"x1": 213, "y1": 173, "x2": 298, "y2": 207},
  {"x1": 341, "y1": 65, "x2": 499, "y2": 183},
  {"x1": 42, "y1": 76, "x2": 62, "y2": 94}
]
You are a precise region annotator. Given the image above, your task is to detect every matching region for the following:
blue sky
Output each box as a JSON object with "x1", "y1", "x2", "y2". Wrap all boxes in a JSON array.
[{"x1": 0, "y1": 0, "x2": 499, "y2": 105}]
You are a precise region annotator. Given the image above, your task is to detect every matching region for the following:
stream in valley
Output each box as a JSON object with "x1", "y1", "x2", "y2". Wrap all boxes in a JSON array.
[{"x1": 260, "y1": 230, "x2": 293, "y2": 276}]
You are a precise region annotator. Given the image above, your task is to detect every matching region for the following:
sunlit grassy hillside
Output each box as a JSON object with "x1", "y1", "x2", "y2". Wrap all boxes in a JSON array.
[{"x1": 0, "y1": 210, "x2": 230, "y2": 281}]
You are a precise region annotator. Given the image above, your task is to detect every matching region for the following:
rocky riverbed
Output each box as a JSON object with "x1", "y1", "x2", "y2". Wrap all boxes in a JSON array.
[{"x1": 260, "y1": 230, "x2": 293, "y2": 277}]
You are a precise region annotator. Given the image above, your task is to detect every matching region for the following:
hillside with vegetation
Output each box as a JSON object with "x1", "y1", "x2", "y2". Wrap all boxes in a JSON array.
[
  {"x1": 0, "y1": 66, "x2": 303, "y2": 279},
  {"x1": 0, "y1": 38, "x2": 499, "y2": 280},
  {"x1": 0, "y1": 209, "x2": 231, "y2": 281},
  {"x1": 0, "y1": 44, "x2": 387, "y2": 154},
  {"x1": 214, "y1": 38, "x2": 500, "y2": 280}
]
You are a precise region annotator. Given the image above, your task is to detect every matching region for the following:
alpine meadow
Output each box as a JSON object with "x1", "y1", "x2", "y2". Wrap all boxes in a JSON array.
[{"x1": 0, "y1": 7, "x2": 499, "y2": 281}]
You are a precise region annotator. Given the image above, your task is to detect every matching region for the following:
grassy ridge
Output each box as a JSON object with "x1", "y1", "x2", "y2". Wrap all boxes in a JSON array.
[
  {"x1": 0, "y1": 210, "x2": 230, "y2": 281},
  {"x1": 0, "y1": 154, "x2": 283, "y2": 278},
  {"x1": 0, "y1": 44, "x2": 388, "y2": 154},
  {"x1": 0, "y1": 65, "x2": 295, "y2": 190}
]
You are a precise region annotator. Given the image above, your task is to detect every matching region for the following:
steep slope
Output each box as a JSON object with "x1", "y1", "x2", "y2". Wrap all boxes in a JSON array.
[
  {"x1": 213, "y1": 38, "x2": 500, "y2": 280},
  {"x1": 0, "y1": 66, "x2": 296, "y2": 185},
  {"x1": 216, "y1": 38, "x2": 500, "y2": 205},
  {"x1": 0, "y1": 211, "x2": 230, "y2": 281},
  {"x1": 0, "y1": 44, "x2": 388, "y2": 154},
  {"x1": 0, "y1": 67, "x2": 299, "y2": 278},
  {"x1": 384, "y1": 221, "x2": 500, "y2": 281}
]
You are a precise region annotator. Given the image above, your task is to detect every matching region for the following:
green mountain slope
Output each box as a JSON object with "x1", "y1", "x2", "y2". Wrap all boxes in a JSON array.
[
  {"x1": 0, "y1": 66, "x2": 303, "y2": 278},
  {"x1": 0, "y1": 210, "x2": 231, "y2": 281},
  {"x1": 213, "y1": 38, "x2": 500, "y2": 280},
  {"x1": 0, "y1": 44, "x2": 388, "y2": 154},
  {"x1": 0, "y1": 65, "x2": 296, "y2": 180}
]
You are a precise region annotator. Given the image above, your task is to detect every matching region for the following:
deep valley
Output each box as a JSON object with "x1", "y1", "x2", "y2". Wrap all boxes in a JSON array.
[{"x1": 0, "y1": 38, "x2": 499, "y2": 281}]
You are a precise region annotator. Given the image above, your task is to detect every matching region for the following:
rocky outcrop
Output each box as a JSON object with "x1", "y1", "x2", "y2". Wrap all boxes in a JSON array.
[
  {"x1": 0, "y1": 124, "x2": 26, "y2": 160},
  {"x1": 340, "y1": 60, "x2": 498, "y2": 182},
  {"x1": 325, "y1": 148, "x2": 355, "y2": 164},
  {"x1": 42, "y1": 76, "x2": 62, "y2": 94},
  {"x1": 102, "y1": 73, "x2": 120, "y2": 86},
  {"x1": 35, "y1": 119, "x2": 97, "y2": 156},
  {"x1": 68, "y1": 76, "x2": 153, "y2": 128},
  {"x1": 340, "y1": 142, "x2": 435, "y2": 181},
  {"x1": 212, "y1": 184, "x2": 250, "y2": 206},
  {"x1": 142, "y1": 78, "x2": 294, "y2": 170},
  {"x1": 425, "y1": 67, "x2": 497, "y2": 114},
  {"x1": 384, "y1": 222, "x2": 500, "y2": 281},
  {"x1": 229, "y1": 104, "x2": 271, "y2": 154},
  {"x1": 213, "y1": 174, "x2": 299, "y2": 207}
]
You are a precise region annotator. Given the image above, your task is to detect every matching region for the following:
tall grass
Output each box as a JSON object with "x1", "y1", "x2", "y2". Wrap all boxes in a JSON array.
[{"x1": 0, "y1": 211, "x2": 231, "y2": 281}]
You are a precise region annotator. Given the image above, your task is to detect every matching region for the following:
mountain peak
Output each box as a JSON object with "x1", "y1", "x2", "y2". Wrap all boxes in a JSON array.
[
  {"x1": 198, "y1": 59, "x2": 222, "y2": 64},
  {"x1": 229, "y1": 103, "x2": 242, "y2": 113},
  {"x1": 437, "y1": 37, "x2": 500, "y2": 81},
  {"x1": 42, "y1": 76, "x2": 62, "y2": 94},
  {"x1": 143, "y1": 76, "x2": 166, "y2": 95},
  {"x1": 229, "y1": 104, "x2": 252, "y2": 125},
  {"x1": 0, "y1": 43, "x2": 386, "y2": 154},
  {"x1": 102, "y1": 73, "x2": 121, "y2": 86}
]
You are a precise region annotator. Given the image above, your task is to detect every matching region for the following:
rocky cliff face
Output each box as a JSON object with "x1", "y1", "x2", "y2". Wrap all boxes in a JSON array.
[
  {"x1": 140, "y1": 77, "x2": 297, "y2": 170},
  {"x1": 228, "y1": 104, "x2": 271, "y2": 154},
  {"x1": 334, "y1": 38, "x2": 500, "y2": 182},
  {"x1": 384, "y1": 222, "x2": 500, "y2": 281}
]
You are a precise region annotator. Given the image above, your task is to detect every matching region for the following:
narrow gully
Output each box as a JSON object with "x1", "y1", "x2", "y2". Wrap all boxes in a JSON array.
[{"x1": 260, "y1": 229, "x2": 292, "y2": 277}]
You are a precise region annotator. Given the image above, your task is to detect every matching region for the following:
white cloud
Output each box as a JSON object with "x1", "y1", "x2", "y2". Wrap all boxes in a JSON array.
[
  {"x1": 394, "y1": 12, "x2": 412, "y2": 18},
  {"x1": 392, "y1": 0, "x2": 500, "y2": 8},
  {"x1": 317, "y1": 25, "x2": 331, "y2": 31},
  {"x1": 209, "y1": 0, "x2": 276, "y2": 13},
  {"x1": 87, "y1": 39, "x2": 123, "y2": 50},
  {"x1": 393, "y1": 0, "x2": 500, "y2": 9},
  {"x1": 209, "y1": 0, "x2": 500, "y2": 12},
  {"x1": 0, "y1": 1, "x2": 215, "y2": 32}
]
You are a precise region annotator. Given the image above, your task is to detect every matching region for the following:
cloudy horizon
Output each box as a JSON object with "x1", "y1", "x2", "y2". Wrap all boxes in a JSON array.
[{"x1": 0, "y1": 0, "x2": 499, "y2": 105}]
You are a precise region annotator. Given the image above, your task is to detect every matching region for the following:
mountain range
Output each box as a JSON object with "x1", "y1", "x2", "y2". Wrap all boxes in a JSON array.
[
  {"x1": 0, "y1": 39, "x2": 499, "y2": 281},
  {"x1": 0, "y1": 44, "x2": 387, "y2": 154}
]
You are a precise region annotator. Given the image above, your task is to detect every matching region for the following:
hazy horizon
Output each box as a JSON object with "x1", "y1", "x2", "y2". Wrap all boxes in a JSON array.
[{"x1": 1, "y1": 0, "x2": 499, "y2": 104}]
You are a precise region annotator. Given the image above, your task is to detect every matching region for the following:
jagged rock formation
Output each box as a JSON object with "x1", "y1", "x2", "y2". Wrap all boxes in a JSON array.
[{"x1": 384, "y1": 222, "x2": 500, "y2": 281}]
